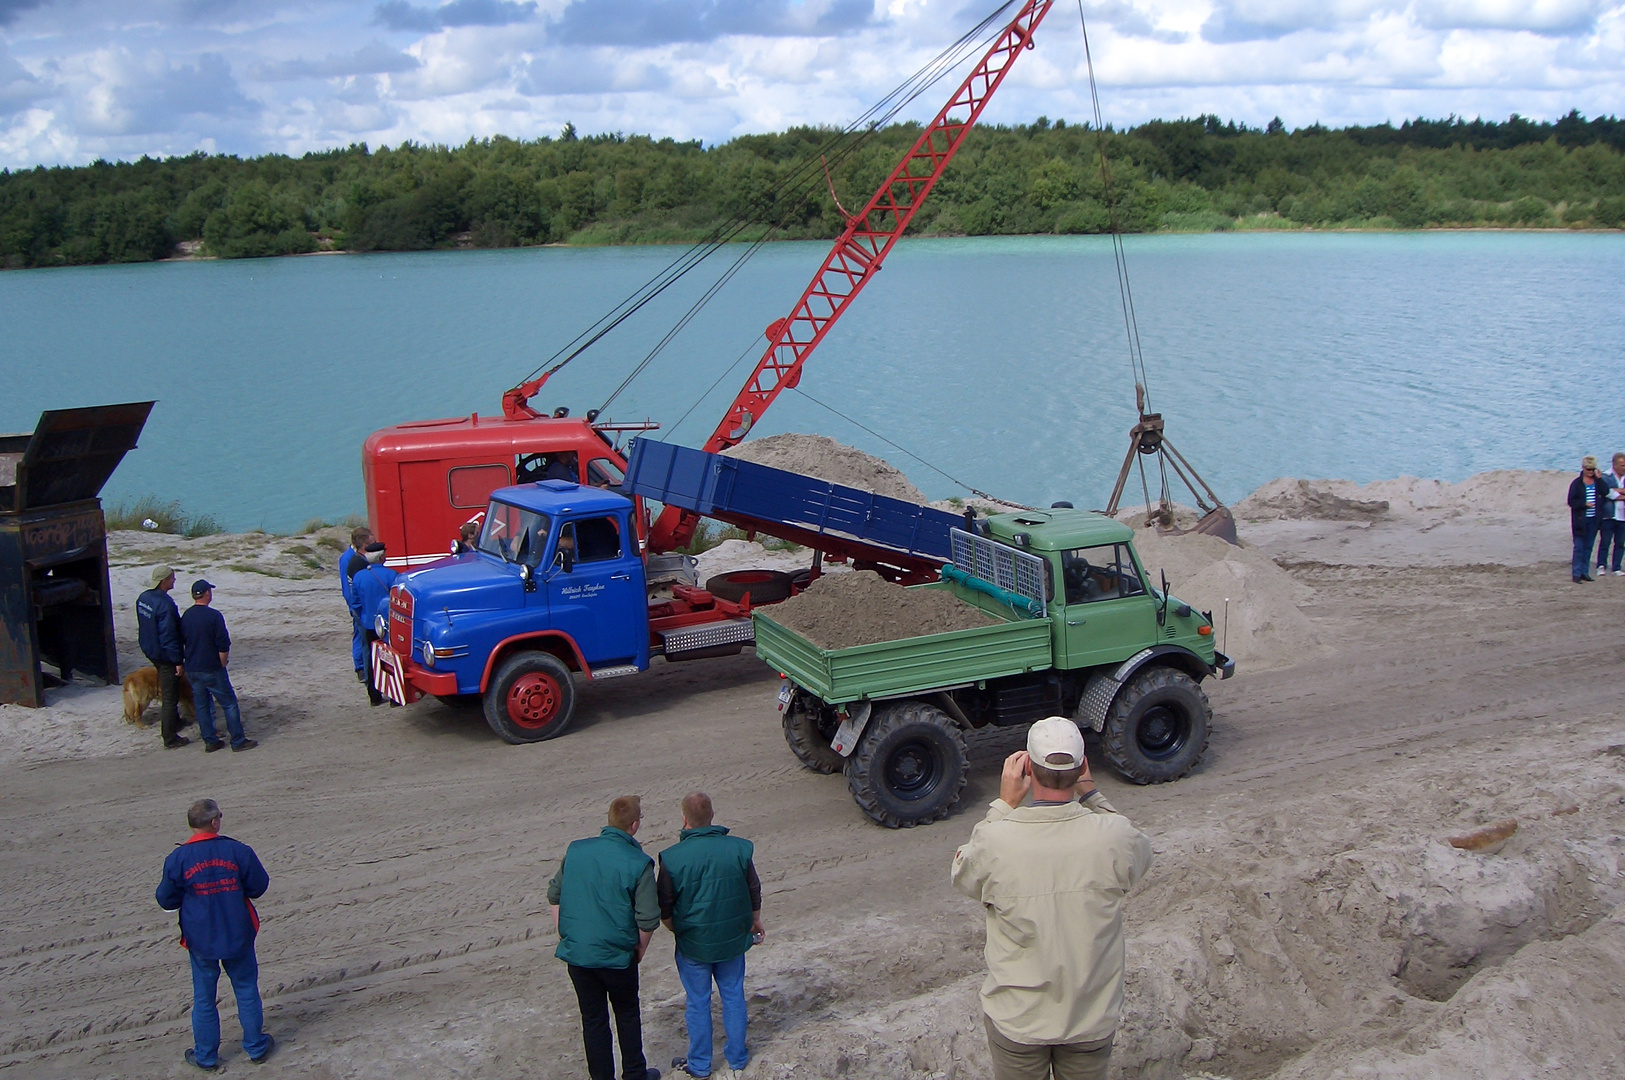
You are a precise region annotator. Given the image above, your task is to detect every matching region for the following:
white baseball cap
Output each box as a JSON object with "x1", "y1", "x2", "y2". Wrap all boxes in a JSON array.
[{"x1": 1028, "y1": 716, "x2": 1085, "y2": 769}]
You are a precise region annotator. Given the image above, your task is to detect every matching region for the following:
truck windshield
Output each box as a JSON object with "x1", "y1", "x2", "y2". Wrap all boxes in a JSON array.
[
  {"x1": 480, "y1": 501, "x2": 551, "y2": 565},
  {"x1": 1060, "y1": 544, "x2": 1145, "y2": 604}
]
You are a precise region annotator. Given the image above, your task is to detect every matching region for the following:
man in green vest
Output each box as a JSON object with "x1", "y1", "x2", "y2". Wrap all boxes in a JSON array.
[
  {"x1": 548, "y1": 796, "x2": 662, "y2": 1080},
  {"x1": 658, "y1": 792, "x2": 763, "y2": 1080}
]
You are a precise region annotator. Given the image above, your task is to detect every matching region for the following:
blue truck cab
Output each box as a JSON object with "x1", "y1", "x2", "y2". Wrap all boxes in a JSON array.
[{"x1": 377, "y1": 479, "x2": 651, "y2": 742}]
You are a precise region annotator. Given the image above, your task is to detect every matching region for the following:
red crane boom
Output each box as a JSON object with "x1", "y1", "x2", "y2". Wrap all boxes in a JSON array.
[{"x1": 648, "y1": 0, "x2": 1054, "y2": 550}]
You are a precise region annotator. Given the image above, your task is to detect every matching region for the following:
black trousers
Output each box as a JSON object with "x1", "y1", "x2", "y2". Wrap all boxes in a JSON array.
[
  {"x1": 362, "y1": 631, "x2": 384, "y2": 705},
  {"x1": 567, "y1": 963, "x2": 649, "y2": 1080},
  {"x1": 156, "y1": 661, "x2": 184, "y2": 744}
]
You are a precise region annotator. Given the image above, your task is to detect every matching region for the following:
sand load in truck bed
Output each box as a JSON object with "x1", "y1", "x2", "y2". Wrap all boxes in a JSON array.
[
  {"x1": 723, "y1": 434, "x2": 927, "y2": 503},
  {"x1": 767, "y1": 570, "x2": 996, "y2": 650}
]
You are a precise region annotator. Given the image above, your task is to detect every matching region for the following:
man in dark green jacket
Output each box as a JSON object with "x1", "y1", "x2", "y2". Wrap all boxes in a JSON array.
[
  {"x1": 658, "y1": 792, "x2": 763, "y2": 1079},
  {"x1": 549, "y1": 796, "x2": 662, "y2": 1080}
]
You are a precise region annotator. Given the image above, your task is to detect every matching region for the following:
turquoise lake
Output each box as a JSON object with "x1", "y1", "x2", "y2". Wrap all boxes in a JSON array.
[{"x1": 2, "y1": 232, "x2": 1621, "y2": 532}]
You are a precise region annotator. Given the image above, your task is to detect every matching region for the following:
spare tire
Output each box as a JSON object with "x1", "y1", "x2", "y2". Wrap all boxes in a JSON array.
[{"x1": 706, "y1": 569, "x2": 794, "y2": 605}]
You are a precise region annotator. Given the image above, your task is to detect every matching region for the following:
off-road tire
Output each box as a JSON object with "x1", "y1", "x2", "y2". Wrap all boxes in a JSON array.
[
  {"x1": 782, "y1": 697, "x2": 844, "y2": 774},
  {"x1": 845, "y1": 700, "x2": 968, "y2": 828},
  {"x1": 706, "y1": 569, "x2": 794, "y2": 605},
  {"x1": 1102, "y1": 665, "x2": 1210, "y2": 784},
  {"x1": 484, "y1": 651, "x2": 576, "y2": 744}
]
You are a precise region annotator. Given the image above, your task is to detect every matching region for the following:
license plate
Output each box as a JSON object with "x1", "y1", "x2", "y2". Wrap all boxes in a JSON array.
[{"x1": 776, "y1": 683, "x2": 793, "y2": 711}]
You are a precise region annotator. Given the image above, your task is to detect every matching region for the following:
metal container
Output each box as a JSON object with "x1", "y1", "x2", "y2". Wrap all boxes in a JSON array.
[{"x1": 0, "y1": 402, "x2": 153, "y2": 706}]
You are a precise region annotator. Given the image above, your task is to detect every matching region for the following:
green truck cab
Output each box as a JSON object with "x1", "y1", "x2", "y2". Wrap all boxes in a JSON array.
[{"x1": 753, "y1": 509, "x2": 1234, "y2": 827}]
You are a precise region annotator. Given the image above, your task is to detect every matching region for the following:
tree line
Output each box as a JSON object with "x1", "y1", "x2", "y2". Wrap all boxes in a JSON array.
[{"x1": 2, "y1": 111, "x2": 1623, "y2": 269}]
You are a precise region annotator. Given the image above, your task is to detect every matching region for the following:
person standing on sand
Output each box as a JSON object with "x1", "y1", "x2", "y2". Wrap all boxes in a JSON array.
[
  {"x1": 659, "y1": 792, "x2": 763, "y2": 1080},
  {"x1": 136, "y1": 564, "x2": 189, "y2": 749},
  {"x1": 1597, "y1": 453, "x2": 1625, "y2": 577},
  {"x1": 549, "y1": 796, "x2": 662, "y2": 1080},
  {"x1": 339, "y1": 527, "x2": 372, "y2": 683},
  {"x1": 952, "y1": 718, "x2": 1154, "y2": 1080},
  {"x1": 155, "y1": 798, "x2": 275, "y2": 1070},
  {"x1": 181, "y1": 580, "x2": 257, "y2": 753},
  {"x1": 1568, "y1": 456, "x2": 1610, "y2": 583},
  {"x1": 348, "y1": 542, "x2": 397, "y2": 706}
]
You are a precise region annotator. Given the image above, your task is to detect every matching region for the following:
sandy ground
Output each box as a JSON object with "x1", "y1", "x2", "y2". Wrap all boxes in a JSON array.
[{"x1": 3, "y1": 473, "x2": 1623, "y2": 1080}]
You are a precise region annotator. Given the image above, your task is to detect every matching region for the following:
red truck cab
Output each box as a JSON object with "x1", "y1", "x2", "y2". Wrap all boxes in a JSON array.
[{"x1": 361, "y1": 414, "x2": 645, "y2": 569}]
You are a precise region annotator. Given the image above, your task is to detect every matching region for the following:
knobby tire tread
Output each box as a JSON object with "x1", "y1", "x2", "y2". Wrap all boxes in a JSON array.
[{"x1": 1101, "y1": 665, "x2": 1211, "y2": 784}]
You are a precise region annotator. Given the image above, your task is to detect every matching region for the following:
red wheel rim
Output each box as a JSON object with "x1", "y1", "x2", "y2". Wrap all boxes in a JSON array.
[{"x1": 507, "y1": 672, "x2": 561, "y2": 729}]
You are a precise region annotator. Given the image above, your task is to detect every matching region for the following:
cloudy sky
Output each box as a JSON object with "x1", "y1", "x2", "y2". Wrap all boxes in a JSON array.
[{"x1": 1, "y1": 0, "x2": 1621, "y2": 169}]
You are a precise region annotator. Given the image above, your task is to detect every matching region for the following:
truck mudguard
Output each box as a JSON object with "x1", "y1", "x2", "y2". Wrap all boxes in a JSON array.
[
  {"x1": 480, "y1": 631, "x2": 590, "y2": 692},
  {"x1": 1076, "y1": 645, "x2": 1216, "y2": 731}
]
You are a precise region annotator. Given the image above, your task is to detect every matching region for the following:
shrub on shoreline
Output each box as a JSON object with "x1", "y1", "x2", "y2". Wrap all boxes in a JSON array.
[{"x1": 105, "y1": 496, "x2": 223, "y2": 538}]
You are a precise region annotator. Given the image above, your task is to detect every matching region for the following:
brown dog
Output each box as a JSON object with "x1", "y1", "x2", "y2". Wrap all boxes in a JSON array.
[{"x1": 121, "y1": 667, "x2": 197, "y2": 727}]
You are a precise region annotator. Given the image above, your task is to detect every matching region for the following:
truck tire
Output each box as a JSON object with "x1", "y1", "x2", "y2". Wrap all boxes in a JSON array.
[
  {"x1": 845, "y1": 700, "x2": 967, "y2": 828},
  {"x1": 706, "y1": 570, "x2": 794, "y2": 605},
  {"x1": 484, "y1": 651, "x2": 576, "y2": 744},
  {"x1": 782, "y1": 698, "x2": 844, "y2": 774},
  {"x1": 1102, "y1": 665, "x2": 1210, "y2": 784}
]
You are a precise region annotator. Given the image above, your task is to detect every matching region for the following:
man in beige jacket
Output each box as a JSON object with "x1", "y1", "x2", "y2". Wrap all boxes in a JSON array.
[{"x1": 951, "y1": 717, "x2": 1154, "y2": 1080}]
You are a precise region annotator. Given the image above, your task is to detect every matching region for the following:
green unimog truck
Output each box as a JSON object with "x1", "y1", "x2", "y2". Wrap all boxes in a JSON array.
[{"x1": 753, "y1": 509, "x2": 1234, "y2": 827}]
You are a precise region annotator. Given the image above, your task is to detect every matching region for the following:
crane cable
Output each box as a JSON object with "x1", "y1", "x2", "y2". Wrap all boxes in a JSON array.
[
  {"x1": 515, "y1": 1, "x2": 1023, "y2": 396},
  {"x1": 1078, "y1": 1, "x2": 1173, "y2": 511},
  {"x1": 594, "y1": 1, "x2": 1023, "y2": 416}
]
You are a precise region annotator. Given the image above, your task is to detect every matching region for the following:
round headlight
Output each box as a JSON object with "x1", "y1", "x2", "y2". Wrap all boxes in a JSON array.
[
  {"x1": 375, "y1": 614, "x2": 387, "y2": 637},
  {"x1": 422, "y1": 639, "x2": 435, "y2": 668}
]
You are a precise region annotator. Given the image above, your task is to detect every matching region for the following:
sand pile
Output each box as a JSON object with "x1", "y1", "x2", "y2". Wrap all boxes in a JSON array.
[
  {"x1": 1132, "y1": 527, "x2": 1327, "y2": 672},
  {"x1": 1235, "y1": 478, "x2": 1390, "y2": 521},
  {"x1": 765, "y1": 569, "x2": 994, "y2": 649},
  {"x1": 724, "y1": 434, "x2": 927, "y2": 503},
  {"x1": 1236, "y1": 470, "x2": 1570, "y2": 522},
  {"x1": 1234, "y1": 470, "x2": 1573, "y2": 567}
]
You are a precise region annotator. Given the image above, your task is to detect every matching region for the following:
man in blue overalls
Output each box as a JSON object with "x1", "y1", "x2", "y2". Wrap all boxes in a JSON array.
[
  {"x1": 155, "y1": 799, "x2": 274, "y2": 1070},
  {"x1": 349, "y1": 542, "x2": 398, "y2": 706},
  {"x1": 339, "y1": 527, "x2": 373, "y2": 683}
]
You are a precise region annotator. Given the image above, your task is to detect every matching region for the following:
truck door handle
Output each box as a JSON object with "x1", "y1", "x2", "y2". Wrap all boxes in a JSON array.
[
  {"x1": 1066, "y1": 617, "x2": 1086, "y2": 626},
  {"x1": 610, "y1": 572, "x2": 632, "y2": 581}
]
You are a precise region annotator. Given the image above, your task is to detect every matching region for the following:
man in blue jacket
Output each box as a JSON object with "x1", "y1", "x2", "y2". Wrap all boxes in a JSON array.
[
  {"x1": 339, "y1": 527, "x2": 372, "y2": 683},
  {"x1": 348, "y1": 542, "x2": 398, "y2": 706},
  {"x1": 659, "y1": 793, "x2": 763, "y2": 1080},
  {"x1": 181, "y1": 580, "x2": 257, "y2": 753},
  {"x1": 155, "y1": 799, "x2": 275, "y2": 1070},
  {"x1": 136, "y1": 564, "x2": 189, "y2": 748},
  {"x1": 549, "y1": 796, "x2": 662, "y2": 1080}
]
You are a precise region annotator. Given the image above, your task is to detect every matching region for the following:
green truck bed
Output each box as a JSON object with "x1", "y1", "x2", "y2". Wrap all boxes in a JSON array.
[{"x1": 752, "y1": 581, "x2": 1053, "y2": 705}]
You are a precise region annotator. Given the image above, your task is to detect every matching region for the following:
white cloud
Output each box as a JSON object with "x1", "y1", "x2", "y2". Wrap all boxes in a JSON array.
[{"x1": 0, "y1": 0, "x2": 1621, "y2": 167}]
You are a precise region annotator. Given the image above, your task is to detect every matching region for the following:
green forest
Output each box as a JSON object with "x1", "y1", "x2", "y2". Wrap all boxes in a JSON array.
[{"x1": 2, "y1": 111, "x2": 1623, "y2": 269}]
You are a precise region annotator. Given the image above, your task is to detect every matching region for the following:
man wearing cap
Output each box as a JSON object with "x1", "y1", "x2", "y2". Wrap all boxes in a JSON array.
[
  {"x1": 156, "y1": 798, "x2": 275, "y2": 1069},
  {"x1": 136, "y1": 565, "x2": 189, "y2": 748},
  {"x1": 549, "y1": 795, "x2": 662, "y2": 1080},
  {"x1": 181, "y1": 580, "x2": 257, "y2": 753},
  {"x1": 1568, "y1": 456, "x2": 1611, "y2": 583},
  {"x1": 952, "y1": 717, "x2": 1154, "y2": 1080},
  {"x1": 348, "y1": 542, "x2": 397, "y2": 706},
  {"x1": 339, "y1": 527, "x2": 372, "y2": 683}
]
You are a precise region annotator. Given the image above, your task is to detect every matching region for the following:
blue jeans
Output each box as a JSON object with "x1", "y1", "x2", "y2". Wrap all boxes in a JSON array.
[
  {"x1": 1596, "y1": 519, "x2": 1625, "y2": 573},
  {"x1": 189, "y1": 949, "x2": 267, "y2": 1066},
  {"x1": 189, "y1": 669, "x2": 247, "y2": 746},
  {"x1": 674, "y1": 949, "x2": 748, "y2": 1076},
  {"x1": 1574, "y1": 519, "x2": 1601, "y2": 579}
]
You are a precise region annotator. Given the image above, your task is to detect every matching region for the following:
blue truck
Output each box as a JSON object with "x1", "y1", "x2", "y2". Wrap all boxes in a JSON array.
[{"x1": 372, "y1": 442, "x2": 965, "y2": 743}]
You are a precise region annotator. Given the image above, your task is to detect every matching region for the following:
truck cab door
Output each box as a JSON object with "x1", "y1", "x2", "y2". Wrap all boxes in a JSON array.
[
  {"x1": 1055, "y1": 543, "x2": 1159, "y2": 669},
  {"x1": 544, "y1": 512, "x2": 648, "y2": 670}
]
